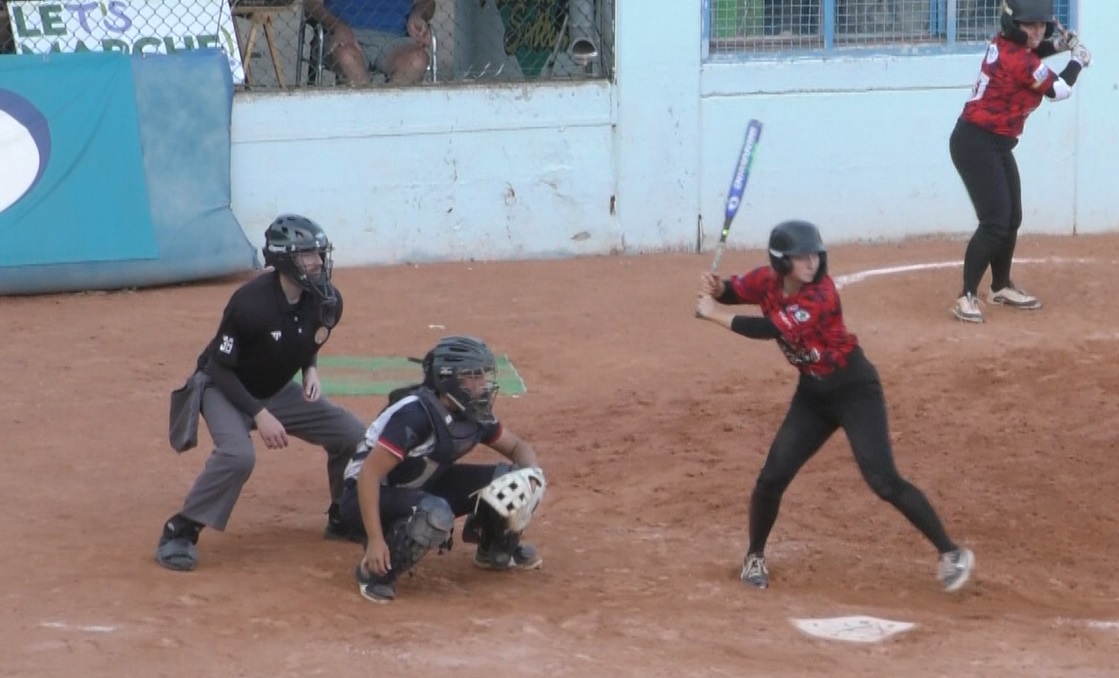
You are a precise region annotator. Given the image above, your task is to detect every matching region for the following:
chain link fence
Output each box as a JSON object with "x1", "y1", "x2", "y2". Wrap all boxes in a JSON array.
[
  {"x1": 1, "y1": 0, "x2": 613, "y2": 89},
  {"x1": 709, "y1": 0, "x2": 1074, "y2": 56}
]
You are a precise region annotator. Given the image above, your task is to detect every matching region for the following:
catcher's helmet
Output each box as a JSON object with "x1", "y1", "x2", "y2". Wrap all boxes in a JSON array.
[
  {"x1": 425, "y1": 335, "x2": 499, "y2": 424},
  {"x1": 768, "y1": 220, "x2": 827, "y2": 282},
  {"x1": 1000, "y1": 0, "x2": 1055, "y2": 44},
  {"x1": 262, "y1": 215, "x2": 338, "y2": 321}
]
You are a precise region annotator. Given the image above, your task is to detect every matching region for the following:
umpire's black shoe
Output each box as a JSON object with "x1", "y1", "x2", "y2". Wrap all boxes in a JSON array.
[
  {"x1": 324, "y1": 503, "x2": 365, "y2": 543},
  {"x1": 355, "y1": 564, "x2": 396, "y2": 603}
]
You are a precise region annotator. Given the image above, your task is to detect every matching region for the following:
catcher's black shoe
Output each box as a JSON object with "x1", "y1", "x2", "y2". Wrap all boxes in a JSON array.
[
  {"x1": 473, "y1": 543, "x2": 543, "y2": 570},
  {"x1": 355, "y1": 563, "x2": 396, "y2": 603}
]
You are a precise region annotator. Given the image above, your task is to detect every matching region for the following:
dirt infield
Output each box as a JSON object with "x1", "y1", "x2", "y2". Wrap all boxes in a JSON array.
[{"x1": 4, "y1": 234, "x2": 1119, "y2": 677}]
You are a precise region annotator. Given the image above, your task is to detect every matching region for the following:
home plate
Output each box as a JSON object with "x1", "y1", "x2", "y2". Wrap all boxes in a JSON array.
[{"x1": 792, "y1": 616, "x2": 916, "y2": 643}]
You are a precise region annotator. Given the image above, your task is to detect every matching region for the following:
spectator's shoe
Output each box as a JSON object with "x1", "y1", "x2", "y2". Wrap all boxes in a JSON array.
[
  {"x1": 990, "y1": 284, "x2": 1041, "y2": 310},
  {"x1": 473, "y1": 543, "x2": 543, "y2": 570},
  {"x1": 952, "y1": 293, "x2": 984, "y2": 323},
  {"x1": 355, "y1": 564, "x2": 396, "y2": 603},
  {"x1": 324, "y1": 503, "x2": 364, "y2": 543},
  {"x1": 938, "y1": 548, "x2": 975, "y2": 593},
  {"x1": 740, "y1": 553, "x2": 769, "y2": 589}
]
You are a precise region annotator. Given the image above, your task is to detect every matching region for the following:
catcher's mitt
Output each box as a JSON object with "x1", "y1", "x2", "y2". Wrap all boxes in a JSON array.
[{"x1": 473, "y1": 467, "x2": 546, "y2": 533}]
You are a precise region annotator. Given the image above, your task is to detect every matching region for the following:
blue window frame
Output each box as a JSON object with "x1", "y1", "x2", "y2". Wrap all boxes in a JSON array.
[{"x1": 705, "y1": 0, "x2": 1076, "y2": 59}]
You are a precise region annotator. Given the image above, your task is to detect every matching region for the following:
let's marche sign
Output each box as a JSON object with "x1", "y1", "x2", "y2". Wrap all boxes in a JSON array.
[{"x1": 6, "y1": 0, "x2": 246, "y2": 83}]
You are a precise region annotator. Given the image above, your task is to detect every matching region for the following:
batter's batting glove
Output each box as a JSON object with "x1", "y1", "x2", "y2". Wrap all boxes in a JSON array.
[
  {"x1": 1071, "y1": 43, "x2": 1091, "y2": 69},
  {"x1": 1052, "y1": 30, "x2": 1078, "y2": 52}
]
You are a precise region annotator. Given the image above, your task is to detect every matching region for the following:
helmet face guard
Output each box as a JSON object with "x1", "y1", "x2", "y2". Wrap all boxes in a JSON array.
[
  {"x1": 767, "y1": 219, "x2": 828, "y2": 282},
  {"x1": 427, "y1": 336, "x2": 500, "y2": 424},
  {"x1": 262, "y1": 214, "x2": 338, "y2": 326}
]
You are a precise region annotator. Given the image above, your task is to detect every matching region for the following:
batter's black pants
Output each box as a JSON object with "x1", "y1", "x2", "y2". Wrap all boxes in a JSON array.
[
  {"x1": 949, "y1": 118, "x2": 1023, "y2": 297},
  {"x1": 747, "y1": 347, "x2": 957, "y2": 556}
]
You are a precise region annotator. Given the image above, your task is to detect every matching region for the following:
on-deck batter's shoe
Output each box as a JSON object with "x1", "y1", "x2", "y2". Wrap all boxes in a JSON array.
[
  {"x1": 473, "y1": 543, "x2": 543, "y2": 570},
  {"x1": 938, "y1": 548, "x2": 975, "y2": 593},
  {"x1": 989, "y1": 284, "x2": 1041, "y2": 310},
  {"x1": 355, "y1": 563, "x2": 396, "y2": 603},
  {"x1": 740, "y1": 553, "x2": 769, "y2": 589},
  {"x1": 953, "y1": 293, "x2": 984, "y2": 323}
]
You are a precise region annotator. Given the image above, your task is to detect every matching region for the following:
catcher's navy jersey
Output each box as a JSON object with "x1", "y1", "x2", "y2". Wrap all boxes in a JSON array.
[
  {"x1": 723, "y1": 266, "x2": 857, "y2": 378},
  {"x1": 344, "y1": 389, "x2": 502, "y2": 490},
  {"x1": 961, "y1": 35, "x2": 1057, "y2": 138},
  {"x1": 196, "y1": 271, "x2": 342, "y2": 399}
]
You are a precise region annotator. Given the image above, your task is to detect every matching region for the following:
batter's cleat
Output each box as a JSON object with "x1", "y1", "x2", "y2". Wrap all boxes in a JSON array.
[
  {"x1": 938, "y1": 548, "x2": 975, "y2": 593},
  {"x1": 155, "y1": 536, "x2": 198, "y2": 572},
  {"x1": 989, "y1": 284, "x2": 1041, "y2": 310},
  {"x1": 473, "y1": 543, "x2": 543, "y2": 571},
  {"x1": 355, "y1": 563, "x2": 396, "y2": 603},
  {"x1": 740, "y1": 553, "x2": 769, "y2": 589},
  {"x1": 952, "y1": 293, "x2": 984, "y2": 323}
]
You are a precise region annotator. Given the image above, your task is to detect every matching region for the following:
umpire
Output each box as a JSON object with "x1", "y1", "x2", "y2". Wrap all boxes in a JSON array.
[{"x1": 156, "y1": 215, "x2": 366, "y2": 571}]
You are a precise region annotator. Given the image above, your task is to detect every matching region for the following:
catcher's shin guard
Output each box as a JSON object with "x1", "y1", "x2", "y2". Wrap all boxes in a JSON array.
[{"x1": 385, "y1": 496, "x2": 455, "y2": 581}]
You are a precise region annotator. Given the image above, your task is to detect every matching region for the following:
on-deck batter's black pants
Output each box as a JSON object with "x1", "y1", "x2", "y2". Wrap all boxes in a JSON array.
[
  {"x1": 746, "y1": 347, "x2": 957, "y2": 556},
  {"x1": 949, "y1": 117, "x2": 1023, "y2": 297}
]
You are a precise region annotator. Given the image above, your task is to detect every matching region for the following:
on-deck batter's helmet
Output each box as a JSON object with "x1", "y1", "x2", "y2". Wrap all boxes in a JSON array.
[
  {"x1": 425, "y1": 335, "x2": 499, "y2": 425},
  {"x1": 768, "y1": 220, "x2": 827, "y2": 282},
  {"x1": 262, "y1": 214, "x2": 338, "y2": 323},
  {"x1": 1000, "y1": 0, "x2": 1055, "y2": 44}
]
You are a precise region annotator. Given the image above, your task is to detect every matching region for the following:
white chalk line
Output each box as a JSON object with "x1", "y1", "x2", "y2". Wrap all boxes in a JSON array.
[
  {"x1": 833, "y1": 257, "x2": 1095, "y2": 290},
  {"x1": 40, "y1": 621, "x2": 117, "y2": 633}
]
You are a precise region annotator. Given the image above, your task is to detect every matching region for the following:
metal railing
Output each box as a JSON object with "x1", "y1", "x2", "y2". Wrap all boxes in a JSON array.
[{"x1": 1, "y1": 0, "x2": 613, "y2": 89}]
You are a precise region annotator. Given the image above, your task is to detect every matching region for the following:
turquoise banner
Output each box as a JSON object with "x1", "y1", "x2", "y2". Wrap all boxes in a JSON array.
[{"x1": 0, "y1": 51, "x2": 157, "y2": 268}]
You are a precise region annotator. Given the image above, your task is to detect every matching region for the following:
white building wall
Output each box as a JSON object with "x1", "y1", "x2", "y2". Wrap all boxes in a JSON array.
[{"x1": 229, "y1": 2, "x2": 1116, "y2": 265}]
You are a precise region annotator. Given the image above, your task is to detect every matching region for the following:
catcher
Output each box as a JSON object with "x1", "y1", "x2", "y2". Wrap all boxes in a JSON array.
[
  {"x1": 695, "y1": 220, "x2": 974, "y2": 593},
  {"x1": 336, "y1": 335, "x2": 546, "y2": 603}
]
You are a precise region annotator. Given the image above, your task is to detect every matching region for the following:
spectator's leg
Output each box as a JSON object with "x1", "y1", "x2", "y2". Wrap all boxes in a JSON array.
[
  {"x1": 383, "y1": 44, "x2": 430, "y2": 84},
  {"x1": 327, "y1": 35, "x2": 371, "y2": 85}
]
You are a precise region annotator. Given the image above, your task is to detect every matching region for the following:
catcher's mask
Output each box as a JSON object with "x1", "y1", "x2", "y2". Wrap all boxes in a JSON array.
[
  {"x1": 768, "y1": 219, "x2": 828, "y2": 283},
  {"x1": 425, "y1": 335, "x2": 499, "y2": 425},
  {"x1": 262, "y1": 214, "x2": 338, "y2": 326}
]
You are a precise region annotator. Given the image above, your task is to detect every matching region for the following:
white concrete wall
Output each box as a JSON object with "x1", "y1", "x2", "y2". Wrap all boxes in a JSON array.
[{"x1": 229, "y1": 1, "x2": 1117, "y2": 265}]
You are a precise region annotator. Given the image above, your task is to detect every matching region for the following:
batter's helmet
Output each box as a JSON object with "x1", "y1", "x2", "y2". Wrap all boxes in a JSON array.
[
  {"x1": 768, "y1": 220, "x2": 827, "y2": 282},
  {"x1": 1000, "y1": 0, "x2": 1055, "y2": 44},
  {"x1": 425, "y1": 335, "x2": 499, "y2": 424},
  {"x1": 262, "y1": 215, "x2": 337, "y2": 322}
]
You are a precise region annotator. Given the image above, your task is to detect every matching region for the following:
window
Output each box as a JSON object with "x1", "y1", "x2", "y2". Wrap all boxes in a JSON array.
[{"x1": 706, "y1": 0, "x2": 1075, "y2": 58}]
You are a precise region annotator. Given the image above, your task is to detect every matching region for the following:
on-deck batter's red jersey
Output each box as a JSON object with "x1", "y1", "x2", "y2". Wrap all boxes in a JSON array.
[
  {"x1": 725, "y1": 266, "x2": 857, "y2": 378},
  {"x1": 960, "y1": 34, "x2": 1057, "y2": 138}
]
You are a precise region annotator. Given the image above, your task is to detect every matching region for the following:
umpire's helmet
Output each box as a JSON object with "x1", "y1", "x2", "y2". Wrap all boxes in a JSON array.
[
  {"x1": 768, "y1": 220, "x2": 828, "y2": 282},
  {"x1": 426, "y1": 336, "x2": 499, "y2": 424},
  {"x1": 1000, "y1": 0, "x2": 1055, "y2": 44},
  {"x1": 263, "y1": 215, "x2": 338, "y2": 323}
]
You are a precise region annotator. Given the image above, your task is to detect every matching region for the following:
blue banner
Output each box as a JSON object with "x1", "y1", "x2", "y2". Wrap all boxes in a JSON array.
[{"x1": 0, "y1": 51, "x2": 158, "y2": 268}]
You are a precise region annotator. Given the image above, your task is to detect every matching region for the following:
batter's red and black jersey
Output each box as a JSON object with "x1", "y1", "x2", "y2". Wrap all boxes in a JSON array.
[
  {"x1": 724, "y1": 266, "x2": 858, "y2": 378},
  {"x1": 960, "y1": 35, "x2": 1057, "y2": 138}
]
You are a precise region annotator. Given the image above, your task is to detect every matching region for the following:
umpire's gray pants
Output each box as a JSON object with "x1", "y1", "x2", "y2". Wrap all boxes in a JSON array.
[{"x1": 179, "y1": 380, "x2": 366, "y2": 531}]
